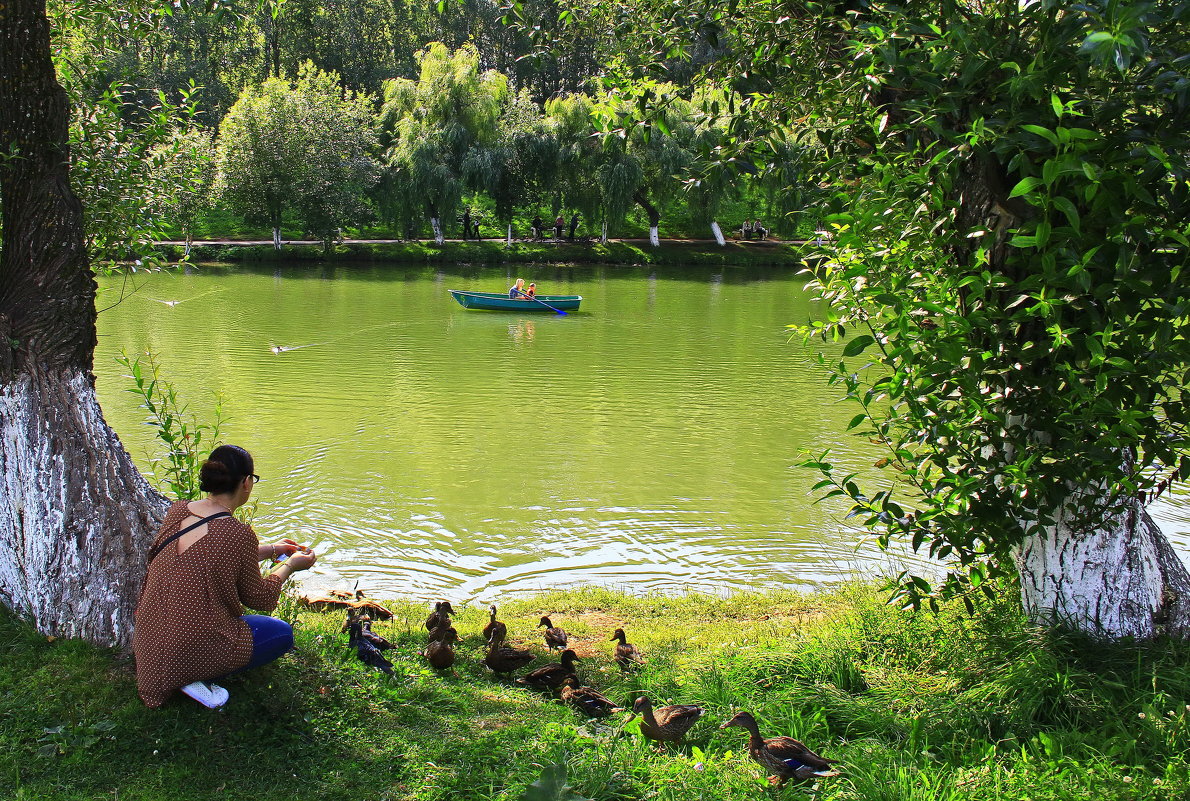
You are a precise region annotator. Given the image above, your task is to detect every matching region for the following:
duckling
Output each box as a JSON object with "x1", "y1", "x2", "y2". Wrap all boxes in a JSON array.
[
  {"x1": 423, "y1": 627, "x2": 459, "y2": 670},
  {"x1": 517, "y1": 648, "x2": 581, "y2": 691},
  {"x1": 426, "y1": 601, "x2": 455, "y2": 631},
  {"x1": 720, "y1": 711, "x2": 840, "y2": 786},
  {"x1": 483, "y1": 635, "x2": 536, "y2": 675},
  {"x1": 482, "y1": 605, "x2": 507, "y2": 645},
  {"x1": 631, "y1": 696, "x2": 703, "y2": 745},
  {"x1": 343, "y1": 610, "x2": 394, "y2": 651},
  {"x1": 538, "y1": 616, "x2": 568, "y2": 651},
  {"x1": 559, "y1": 676, "x2": 624, "y2": 718},
  {"x1": 347, "y1": 621, "x2": 393, "y2": 675},
  {"x1": 610, "y1": 628, "x2": 644, "y2": 670}
]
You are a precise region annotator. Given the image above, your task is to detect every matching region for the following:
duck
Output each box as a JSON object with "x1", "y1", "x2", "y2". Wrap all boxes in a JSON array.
[
  {"x1": 610, "y1": 628, "x2": 644, "y2": 670},
  {"x1": 343, "y1": 610, "x2": 393, "y2": 651},
  {"x1": 427, "y1": 623, "x2": 458, "y2": 644},
  {"x1": 483, "y1": 635, "x2": 536, "y2": 675},
  {"x1": 426, "y1": 601, "x2": 455, "y2": 631},
  {"x1": 349, "y1": 588, "x2": 394, "y2": 621},
  {"x1": 347, "y1": 621, "x2": 393, "y2": 675},
  {"x1": 482, "y1": 605, "x2": 507, "y2": 645},
  {"x1": 516, "y1": 648, "x2": 581, "y2": 691},
  {"x1": 559, "y1": 676, "x2": 624, "y2": 718},
  {"x1": 423, "y1": 627, "x2": 459, "y2": 670},
  {"x1": 299, "y1": 589, "x2": 357, "y2": 613},
  {"x1": 720, "y1": 711, "x2": 840, "y2": 786},
  {"x1": 538, "y1": 615, "x2": 568, "y2": 651},
  {"x1": 631, "y1": 696, "x2": 704, "y2": 745}
]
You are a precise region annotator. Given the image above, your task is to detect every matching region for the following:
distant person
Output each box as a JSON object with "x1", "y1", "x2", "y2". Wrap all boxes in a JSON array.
[
  {"x1": 568, "y1": 213, "x2": 580, "y2": 241},
  {"x1": 742, "y1": 219, "x2": 753, "y2": 240},
  {"x1": 133, "y1": 445, "x2": 317, "y2": 709},
  {"x1": 554, "y1": 215, "x2": 565, "y2": 239},
  {"x1": 526, "y1": 282, "x2": 537, "y2": 299},
  {"x1": 754, "y1": 220, "x2": 768, "y2": 239},
  {"x1": 462, "y1": 208, "x2": 472, "y2": 241},
  {"x1": 471, "y1": 214, "x2": 482, "y2": 241},
  {"x1": 509, "y1": 277, "x2": 528, "y2": 299},
  {"x1": 531, "y1": 215, "x2": 543, "y2": 240}
]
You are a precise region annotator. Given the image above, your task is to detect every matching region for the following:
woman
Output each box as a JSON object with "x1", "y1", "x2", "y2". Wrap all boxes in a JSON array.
[
  {"x1": 132, "y1": 445, "x2": 316, "y2": 708},
  {"x1": 509, "y1": 277, "x2": 528, "y2": 299}
]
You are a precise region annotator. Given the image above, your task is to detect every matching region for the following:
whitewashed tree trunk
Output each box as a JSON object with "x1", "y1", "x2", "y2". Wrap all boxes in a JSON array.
[
  {"x1": 649, "y1": 225, "x2": 660, "y2": 248},
  {"x1": 601, "y1": 221, "x2": 608, "y2": 244},
  {"x1": 0, "y1": 372, "x2": 166, "y2": 645},
  {"x1": 506, "y1": 223, "x2": 512, "y2": 247},
  {"x1": 710, "y1": 221, "x2": 726, "y2": 246},
  {"x1": 430, "y1": 216, "x2": 444, "y2": 245},
  {"x1": 1016, "y1": 499, "x2": 1190, "y2": 640},
  {"x1": 272, "y1": 226, "x2": 281, "y2": 250}
]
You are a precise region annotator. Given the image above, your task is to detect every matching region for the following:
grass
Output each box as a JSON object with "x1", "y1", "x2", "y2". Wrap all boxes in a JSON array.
[
  {"x1": 165, "y1": 239, "x2": 804, "y2": 268},
  {"x1": 2, "y1": 584, "x2": 1188, "y2": 800}
]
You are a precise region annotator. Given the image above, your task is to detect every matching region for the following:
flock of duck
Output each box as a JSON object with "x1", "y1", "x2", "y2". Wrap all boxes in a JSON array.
[{"x1": 310, "y1": 593, "x2": 840, "y2": 787}]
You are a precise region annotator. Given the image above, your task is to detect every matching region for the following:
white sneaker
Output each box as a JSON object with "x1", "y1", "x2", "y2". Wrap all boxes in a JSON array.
[{"x1": 180, "y1": 681, "x2": 230, "y2": 709}]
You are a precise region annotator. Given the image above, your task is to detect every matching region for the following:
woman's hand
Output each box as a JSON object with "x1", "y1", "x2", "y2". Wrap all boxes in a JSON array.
[
  {"x1": 287, "y1": 548, "x2": 317, "y2": 571},
  {"x1": 272, "y1": 538, "x2": 302, "y2": 558}
]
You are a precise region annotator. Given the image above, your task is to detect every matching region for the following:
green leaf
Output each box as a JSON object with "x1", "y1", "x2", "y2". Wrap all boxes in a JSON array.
[
  {"x1": 842, "y1": 335, "x2": 875, "y2": 357},
  {"x1": 1008, "y1": 176, "x2": 1043, "y2": 199},
  {"x1": 518, "y1": 761, "x2": 592, "y2": 801},
  {"x1": 1050, "y1": 93, "x2": 1064, "y2": 120},
  {"x1": 1021, "y1": 124, "x2": 1058, "y2": 146}
]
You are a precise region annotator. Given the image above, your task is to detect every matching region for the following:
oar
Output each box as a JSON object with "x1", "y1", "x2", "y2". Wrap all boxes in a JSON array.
[{"x1": 516, "y1": 289, "x2": 567, "y2": 315}]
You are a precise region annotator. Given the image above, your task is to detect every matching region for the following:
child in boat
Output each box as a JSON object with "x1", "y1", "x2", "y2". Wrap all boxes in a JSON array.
[
  {"x1": 509, "y1": 278, "x2": 527, "y2": 299},
  {"x1": 526, "y1": 282, "x2": 537, "y2": 299}
]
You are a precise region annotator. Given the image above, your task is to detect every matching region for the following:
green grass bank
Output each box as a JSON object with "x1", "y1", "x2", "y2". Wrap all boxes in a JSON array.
[
  {"x1": 164, "y1": 240, "x2": 804, "y2": 269},
  {"x1": 3, "y1": 585, "x2": 1187, "y2": 800}
]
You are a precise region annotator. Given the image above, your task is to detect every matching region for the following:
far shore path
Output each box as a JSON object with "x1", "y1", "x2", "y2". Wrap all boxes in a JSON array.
[{"x1": 157, "y1": 237, "x2": 812, "y2": 247}]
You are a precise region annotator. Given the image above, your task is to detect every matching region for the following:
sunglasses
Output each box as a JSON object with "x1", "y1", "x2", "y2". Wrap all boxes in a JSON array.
[{"x1": 250, "y1": 474, "x2": 262, "y2": 483}]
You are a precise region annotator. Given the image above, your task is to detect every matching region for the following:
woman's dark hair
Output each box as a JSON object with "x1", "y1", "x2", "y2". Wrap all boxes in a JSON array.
[{"x1": 198, "y1": 445, "x2": 254, "y2": 494}]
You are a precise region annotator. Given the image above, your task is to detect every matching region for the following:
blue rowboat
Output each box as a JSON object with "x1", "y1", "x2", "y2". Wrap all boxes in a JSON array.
[{"x1": 448, "y1": 290, "x2": 582, "y2": 311}]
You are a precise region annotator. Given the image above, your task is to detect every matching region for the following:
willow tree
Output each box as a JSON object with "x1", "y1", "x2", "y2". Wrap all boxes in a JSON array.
[
  {"x1": 614, "y1": 0, "x2": 1190, "y2": 638},
  {"x1": 547, "y1": 94, "x2": 607, "y2": 241},
  {"x1": 377, "y1": 43, "x2": 507, "y2": 243}
]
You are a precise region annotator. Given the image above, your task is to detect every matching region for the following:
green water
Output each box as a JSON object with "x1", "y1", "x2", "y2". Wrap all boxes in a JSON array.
[{"x1": 95, "y1": 261, "x2": 1189, "y2": 601}]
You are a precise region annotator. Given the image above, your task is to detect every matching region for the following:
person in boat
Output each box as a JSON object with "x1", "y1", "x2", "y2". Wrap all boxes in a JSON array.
[
  {"x1": 509, "y1": 278, "x2": 528, "y2": 299},
  {"x1": 526, "y1": 282, "x2": 537, "y2": 299},
  {"x1": 132, "y1": 444, "x2": 317, "y2": 709}
]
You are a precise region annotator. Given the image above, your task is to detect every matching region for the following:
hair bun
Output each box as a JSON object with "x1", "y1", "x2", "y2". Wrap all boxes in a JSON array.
[{"x1": 199, "y1": 458, "x2": 236, "y2": 494}]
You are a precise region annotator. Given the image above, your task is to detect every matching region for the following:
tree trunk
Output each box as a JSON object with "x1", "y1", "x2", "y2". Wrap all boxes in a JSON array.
[
  {"x1": 430, "y1": 216, "x2": 444, "y2": 245},
  {"x1": 506, "y1": 223, "x2": 512, "y2": 247},
  {"x1": 1016, "y1": 499, "x2": 1190, "y2": 640},
  {"x1": 0, "y1": 0, "x2": 166, "y2": 646},
  {"x1": 601, "y1": 221, "x2": 608, "y2": 244},
  {"x1": 634, "y1": 191, "x2": 661, "y2": 247},
  {"x1": 272, "y1": 226, "x2": 282, "y2": 250},
  {"x1": 710, "y1": 221, "x2": 725, "y2": 246}
]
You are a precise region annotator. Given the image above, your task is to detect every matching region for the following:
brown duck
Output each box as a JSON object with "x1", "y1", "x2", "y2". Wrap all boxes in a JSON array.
[
  {"x1": 610, "y1": 628, "x2": 644, "y2": 670},
  {"x1": 632, "y1": 696, "x2": 704, "y2": 744},
  {"x1": 427, "y1": 623, "x2": 458, "y2": 644},
  {"x1": 349, "y1": 589, "x2": 394, "y2": 621},
  {"x1": 342, "y1": 610, "x2": 393, "y2": 651},
  {"x1": 425, "y1": 600, "x2": 455, "y2": 631},
  {"x1": 482, "y1": 605, "x2": 507, "y2": 645},
  {"x1": 538, "y1": 616, "x2": 568, "y2": 651},
  {"x1": 483, "y1": 635, "x2": 536, "y2": 675},
  {"x1": 516, "y1": 648, "x2": 581, "y2": 691},
  {"x1": 559, "y1": 676, "x2": 624, "y2": 718},
  {"x1": 720, "y1": 711, "x2": 840, "y2": 786},
  {"x1": 423, "y1": 627, "x2": 459, "y2": 670}
]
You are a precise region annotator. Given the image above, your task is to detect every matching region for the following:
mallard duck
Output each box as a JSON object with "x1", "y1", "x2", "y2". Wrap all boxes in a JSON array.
[
  {"x1": 538, "y1": 616, "x2": 568, "y2": 651},
  {"x1": 343, "y1": 610, "x2": 393, "y2": 650},
  {"x1": 483, "y1": 637, "x2": 536, "y2": 675},
  {"x1": 347, "y1": 621, "x2": 393, "y2": 675},
  {"x1": 423, "y1": 627, "x2": 458, "y2": 670},
  {"x1": 428, "y1": 623, "x2": 458, "y2": 644},
  {"x1": 299, "y1": 590, "x2": 357, "y2": 613},
  {"x1": 482, "y1": 605, "x2": 507, "y2": 645},
  {"x1": 610, "y1": 628, "x2": 644, "y2": 670},
  {"x1": 517, "y1": 648, "x2": 581, "y2": 691},
  {"x1": 720, "y1": 711, "x2": 840, "y2": 786},
  {"x1": 631, "y1": 696, "x2": 703, "y2": 744},
  {"x1": 426, "y1": 601, "x2": 455, "y2": 631},
  {"x1": 559, "y1": 676, "x2": 624, "y2": 718}
]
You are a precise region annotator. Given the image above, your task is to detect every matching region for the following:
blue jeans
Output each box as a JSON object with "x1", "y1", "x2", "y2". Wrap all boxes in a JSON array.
[{"x1": 225, "y1": 615, "x2": 294, "y2": 675}]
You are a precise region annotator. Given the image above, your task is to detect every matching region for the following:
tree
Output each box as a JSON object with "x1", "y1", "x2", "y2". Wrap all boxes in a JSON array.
[
  {"x1": 377, "y1": 43, "x2": 507, "y2": 243},
  {"x1": 1, "y1": 0, "x2": 166, "y2": 647},
  {"x1": 214, "y1": 62, "x2": 378, "y2": 250},
  {"x1": 151, "y1": 125, "x2": 216, "y2": 254},
  {"x1": 614, "y1": 0, "x2": 1190, "y2": 638}
]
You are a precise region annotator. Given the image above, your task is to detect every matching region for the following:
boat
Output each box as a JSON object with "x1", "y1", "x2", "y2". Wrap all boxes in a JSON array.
[{"x1": 449, "y1": 290, "x2": 582, "y2": 312}]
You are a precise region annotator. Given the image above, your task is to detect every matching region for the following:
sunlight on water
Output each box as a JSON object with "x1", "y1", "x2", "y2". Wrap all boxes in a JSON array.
[{"x1": 92, "y1": 262, "x2": 1189, "y2": 600}]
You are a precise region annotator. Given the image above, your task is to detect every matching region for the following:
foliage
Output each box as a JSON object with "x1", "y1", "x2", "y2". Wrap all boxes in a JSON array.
[
  {"x1": 3, "y1": 585, "x2": 1189, "y2": 799},
  {"x1": 117, "y1": 350, "x2": 224, "y2": 499},
  {"x1": 214, "y1": 62, "x2": 378, "y2": 248},
  {"x1": 149, "y1": 123, "x2": 216, "y2": 247}
]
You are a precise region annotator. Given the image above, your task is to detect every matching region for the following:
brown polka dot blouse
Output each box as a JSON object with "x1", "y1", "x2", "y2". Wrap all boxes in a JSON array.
[{"x1": 132, "y1": 500, "x2": 285, "y2": 708}]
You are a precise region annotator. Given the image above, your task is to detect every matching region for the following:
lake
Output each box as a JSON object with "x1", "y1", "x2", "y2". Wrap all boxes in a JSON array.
[{"x1": 92, "y1": 262, "x2": 1189, "y2": 601}]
